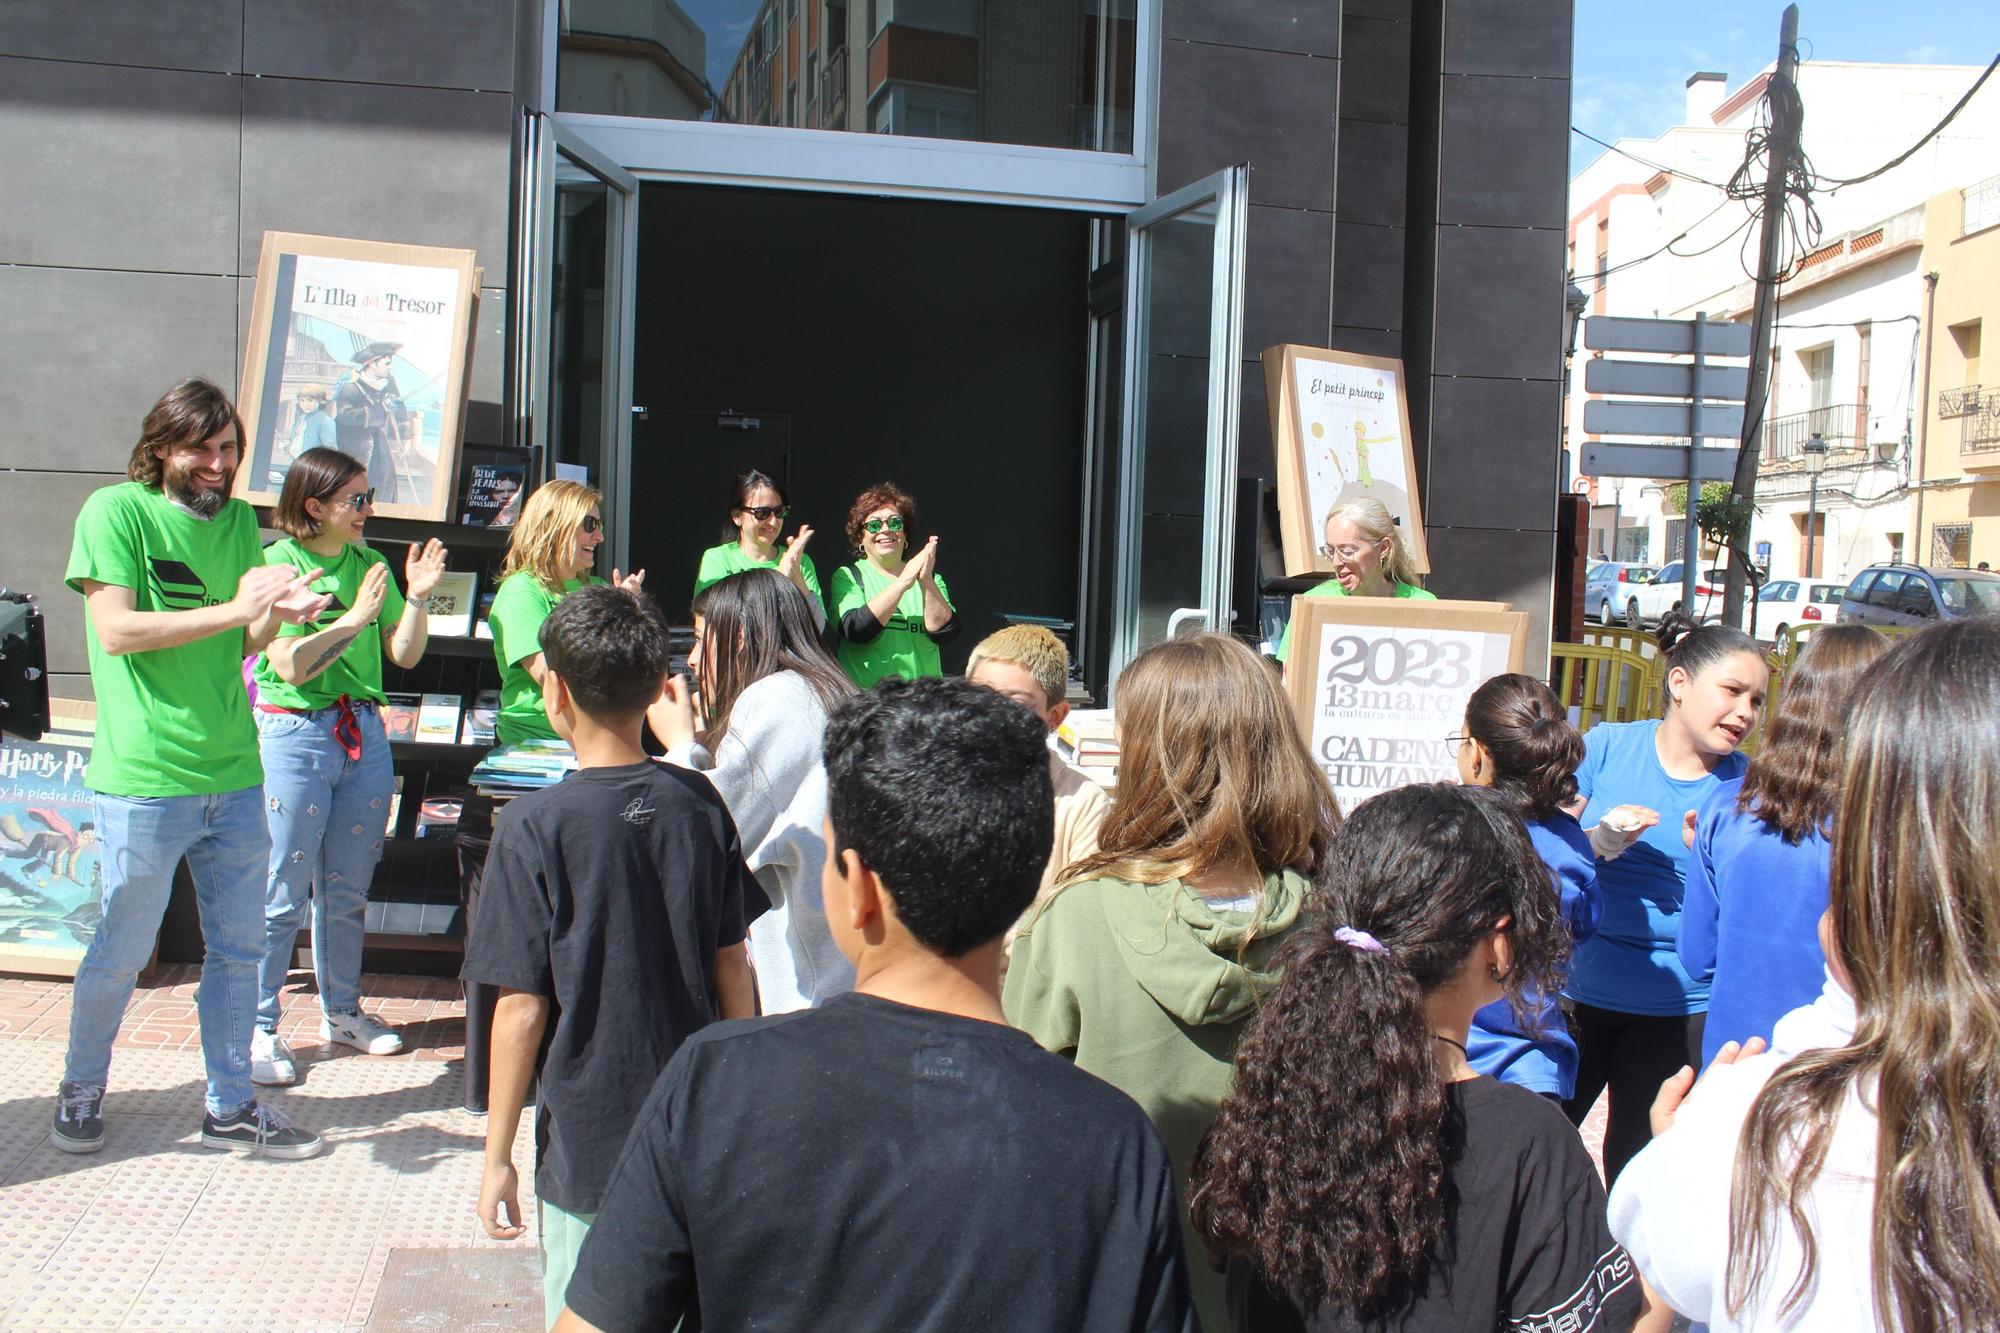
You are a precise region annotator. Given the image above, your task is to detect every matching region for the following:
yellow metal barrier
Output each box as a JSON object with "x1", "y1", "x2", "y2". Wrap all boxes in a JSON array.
[{"x1": 1551, "y1": 641, "x2": 1659, "y2": 733}]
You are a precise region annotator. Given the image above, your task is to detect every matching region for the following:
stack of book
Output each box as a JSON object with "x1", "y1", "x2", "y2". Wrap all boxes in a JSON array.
[
  {"x1": 470, "y1": 739, "x2": 578, "y2": 797},
  {"x1": 1055, "y1": 709, "x2": 1118, "y2": 789}
]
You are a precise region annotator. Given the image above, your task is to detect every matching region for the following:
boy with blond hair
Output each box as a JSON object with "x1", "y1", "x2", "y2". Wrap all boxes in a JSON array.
[{"x1": 965, "y1": 625, "x2": 1109, "y2": 910}]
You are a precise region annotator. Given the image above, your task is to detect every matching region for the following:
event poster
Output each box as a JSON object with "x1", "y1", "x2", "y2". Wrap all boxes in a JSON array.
[
  {"x1": 1265, "y1": 345, "x2": 1431, "y2": 578},
  {"x1": 1287, "y1": 599, "x2": 1527, "y2": 813},
  {"x1": 0, "y1": 724, "x2": 101, "y2": 978},
  {"x1": 237, "y1": 233, "x2": 479, "y2": 522}
]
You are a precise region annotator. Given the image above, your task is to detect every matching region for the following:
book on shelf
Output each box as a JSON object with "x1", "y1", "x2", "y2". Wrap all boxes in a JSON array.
[
  {"x1": 473, "y1": 591, "x2": 497, "y2": 640},
  {"x1": 423, "y1": 570, "x2": 478, "y2": 638},
  {"x1": 383, "y1": 774, "x2": 405, "y2": 838},
  {"x1": 1055, "y1": 708, "x2": 1118, "y2": 769},
  {"x1": 459, "y1": 690, "x2": 499, "y2": 745},
  {"x1": 471, "y1": 739, "x2": 579, "y2": 796},
  {"x1": 415, "y1": 796, "x2": 463, "y2": 838},
  {"x1": 415, "y1": 693, "x2": 463, "y2": 744},
  {"x1": 382, "y1": 692, "x2": 422, "y2": 743}
]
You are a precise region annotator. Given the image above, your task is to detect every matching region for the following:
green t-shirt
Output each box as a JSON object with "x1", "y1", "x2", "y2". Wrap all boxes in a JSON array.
[
  {"x1": 691, "y1": 542, "x2": 823, "y2": 610},
  {"x1": 1273, "y1": 577, "x2": 1437, "y2": 664},
  {"x1": 65, "y1": 482, "x2": 264, "y2": 797},
  {"x1": 490, "y1": 569, "x2": 601, "y2": 744},
  {"x1": 829, "y1": 561, "x2": 954, "y2": 690},
  {"x1": 252, "y1": 538, "x2": 407, "y2": 710}
]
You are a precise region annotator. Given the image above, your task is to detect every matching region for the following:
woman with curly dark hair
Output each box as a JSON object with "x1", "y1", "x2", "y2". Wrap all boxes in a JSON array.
[
  {"x1": 1189, "y1": 783, "x2": 1648, "y2": 1332},
  {"x1": 826, "y1": 481, "x2": 958, "y2": 688}
]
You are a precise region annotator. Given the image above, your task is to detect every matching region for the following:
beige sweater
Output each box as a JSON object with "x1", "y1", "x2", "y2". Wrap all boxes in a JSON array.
[{"x1": 1002, "y1": 752, "x2": 1110, "y2": 963}]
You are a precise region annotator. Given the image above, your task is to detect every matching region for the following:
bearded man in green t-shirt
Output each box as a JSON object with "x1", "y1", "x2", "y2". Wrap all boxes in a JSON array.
[{"x1": 51, "y1": 379, "x2": 331, "y2": 1161}]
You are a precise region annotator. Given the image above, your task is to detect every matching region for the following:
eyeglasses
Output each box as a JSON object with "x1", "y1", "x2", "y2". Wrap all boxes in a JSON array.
[
  {"x1": 741, "y1": 505, "x2": 790, "y2": 522},
  {"x1": 863, "y1": 516, "x2": 906, "y2": 534},
  {"x1": 581, "y1": 515, "x2": 605, "y2": 534},
  {"x1": 1445, "y1": 733, "x2": 1469, "y2": 748},
  {"x1": 1321, "y1": 539, "x2": 1386, "y2": 561},
  {"x1": 329, "y1": 489, "x2": 376, "y2": 511}
]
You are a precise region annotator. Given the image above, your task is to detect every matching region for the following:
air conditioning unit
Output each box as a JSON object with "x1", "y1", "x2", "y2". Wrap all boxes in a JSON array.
[{"x1": 1875, "y1": 437, "x2": 1899, "y2": 463}]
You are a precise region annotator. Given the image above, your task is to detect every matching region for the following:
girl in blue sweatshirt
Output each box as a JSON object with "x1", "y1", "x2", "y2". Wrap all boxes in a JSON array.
[
  {"x1": 1455, "y1": 674, "x2": 1600, "y2": 1100},
  {"x1": 1678, "y1": 623, "x2": 1884, "y2": 1068}
]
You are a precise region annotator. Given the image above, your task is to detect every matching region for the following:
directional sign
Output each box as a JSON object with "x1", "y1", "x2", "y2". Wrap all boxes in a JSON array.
[
  {"x1": 1585, "y1": 358, "x2": 1750, "y2": 401},
  {"x1": 1582, "y1": 442, "x2": 1741, "y2": 482},
  {"x1": 1582, "y1": 315, "x2": 1753, "y2": 358},
  {"x1": 1583, "y1": 399, "x2": 1745, "y2": 439}
]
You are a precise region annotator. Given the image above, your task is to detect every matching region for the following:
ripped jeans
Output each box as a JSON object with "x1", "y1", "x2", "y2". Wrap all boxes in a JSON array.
[{"x1": 254, "y1": 705, "x2": 392, "y2": 1028}]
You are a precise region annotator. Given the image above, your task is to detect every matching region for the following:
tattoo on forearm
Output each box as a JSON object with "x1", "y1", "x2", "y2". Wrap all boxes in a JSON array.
[{"x1": 300, "y1": 630, "x2": 360, "y2": 679}]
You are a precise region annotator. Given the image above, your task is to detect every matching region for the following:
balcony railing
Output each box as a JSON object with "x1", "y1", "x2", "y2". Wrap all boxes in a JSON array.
[
  {"x1": 823, "y1": 47, "x2": 848, "y2": 112},
  {"x1": 1940, "y1": 383, "x2": 1984, "y2": 418},
  {"x1": 1965, "y1": 174, "x2": 2000, "y2": 237},
  {"x1": 1763, "y1": 403, "x2": 1865, "y2": 461},
  {"x1": 1963, "y1": 391, "x2": 2000, "y2": 470}
]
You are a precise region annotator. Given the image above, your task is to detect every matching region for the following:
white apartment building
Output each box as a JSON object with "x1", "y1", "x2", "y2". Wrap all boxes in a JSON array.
[{"x1": 1568, "y1": 61, "x2": 2000, "y2": 582}]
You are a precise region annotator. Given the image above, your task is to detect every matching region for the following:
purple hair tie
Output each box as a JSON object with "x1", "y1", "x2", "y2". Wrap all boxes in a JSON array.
[{"x1": 1334, "y1": 926, "x2": 1388, "y2": 955}]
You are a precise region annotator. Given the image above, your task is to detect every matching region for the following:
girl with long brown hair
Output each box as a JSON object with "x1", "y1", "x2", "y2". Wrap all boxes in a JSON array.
[
  {"x1": 1677, "y1": 624, "x2": 1885, "y2": 1067},
  {"x1": 1004, "y1": 631, "x2": 1340, "y2": 1331},
  {"x1": 649, "y1": 568, "x2": 855, "y2": 1012},
  {"x1": 1612, "y1": 617, "x2": 2000, "y2": 1330},
  {"x1": 1190, "y1": 783, "x2": 1644, "y2": 1331}
]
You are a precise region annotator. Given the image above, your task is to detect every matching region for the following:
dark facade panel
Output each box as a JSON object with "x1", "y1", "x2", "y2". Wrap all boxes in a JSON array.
[
  {"x1": 0, "y1": 0, "x2": 241, "y2": 72},
  {"x1": 244, "y1": 0, "x2": 517, "y2": 92},
  {"x1": 0, "y1": 471, "x2": 126, "y2": 677},
  {"x1": 1238, "y1": 356, "x2": 1273, "y2": 483},
  {"x1": 1423, "y1": 523, "x2": 1556, "y2": 651},
  {"x1": 1332, "y1": 220, "x2": 1406, "y2": 331},
  {"x1": 1334, "y1": 116, "x2": 1409, "y2": 228},
  {"x1": 0, "y1": 58, "x2": 240, "y2": 274},
  {"x1": 1443, "y1": 0, "x2": 1573, "y2": 78},
  {"x1": 1438, "y1": 73, "x2": 1571, "y2": 230},
  {"x1": 0, "y1": 268, "x2": 238, "y2": 473},
  {"x1": 1243, "y1": 204, "x2": 1334, "y2": 356},
  {"x1": 1326, "y1": 325, "x2": 1405, "y2": 359},
  {"x1": 1162, "y1": 0, "x2": 1341, "y2": 58},
  {"x1": 1430, "y1": 224, "x2": 1566, "y2": 381},
  {"x1": 1336, "y1": 15, "x2": 1412, "y2": 125},
  {"x1": 1423, "y1": 375, "x2": 1562, "y2": 530},
  {"x1": 1155, "y1": 40, "x2": 1336, "y2": 210},
  {"x1": 238, "y1": 78, "x2": 515, "y2": 277}
]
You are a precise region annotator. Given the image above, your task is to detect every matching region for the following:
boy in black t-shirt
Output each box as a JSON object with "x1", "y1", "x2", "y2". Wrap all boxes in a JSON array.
[
  {"x1": 554, "y1": 678, "x2": 1199, "y2": 1333},
  {"x1": 462, "y1": 585, "x2": 762, "y2": 1325}
]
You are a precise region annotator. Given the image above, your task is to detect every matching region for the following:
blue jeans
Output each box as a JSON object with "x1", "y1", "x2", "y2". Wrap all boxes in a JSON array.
[
  {"x1": 65, "y1": 786, "x2": 270, "y2": 1118},
  {"x1": 255, "y1": 705, "x2": 392, "y2": 1028}
]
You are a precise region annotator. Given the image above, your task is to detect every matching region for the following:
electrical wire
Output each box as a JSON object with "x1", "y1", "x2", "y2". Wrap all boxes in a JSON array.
[
  {"x1": 1583, "y1": 195, "x2": 1747, "y2": 291},
  {"x1": 1814, "y1": 55, "x2": 1998, "y2": 189},
  {"x1": 1571, "y1": 127, "x2": 1731, "y2": 189}
]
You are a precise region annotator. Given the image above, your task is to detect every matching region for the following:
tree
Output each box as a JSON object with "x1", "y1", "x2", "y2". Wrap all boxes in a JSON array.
[{"x1": 1664, "y1": 481, "x2": 1754, "y2": 554}]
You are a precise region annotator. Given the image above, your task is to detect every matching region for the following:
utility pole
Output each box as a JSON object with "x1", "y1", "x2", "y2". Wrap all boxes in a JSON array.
[{"x1": 1722, "y1": 4, "x2": 1803, "y2": 629}]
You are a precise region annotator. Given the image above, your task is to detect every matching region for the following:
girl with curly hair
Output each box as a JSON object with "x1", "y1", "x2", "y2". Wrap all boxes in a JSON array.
[{"x1": 1190, "y1": 783, "x2": 1648, "y2": 1332}]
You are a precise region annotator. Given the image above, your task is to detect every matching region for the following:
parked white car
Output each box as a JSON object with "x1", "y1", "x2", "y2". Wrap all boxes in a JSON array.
[
  {"x1": 1744, "y1": 578, "x2": 1847, "y2": 642},
  {"x1": 1619, "y1": 561, "x2": 1730, "y2": 628}
]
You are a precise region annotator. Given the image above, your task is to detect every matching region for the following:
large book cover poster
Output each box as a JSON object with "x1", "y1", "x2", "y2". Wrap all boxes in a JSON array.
[{"x1": 0, "y1": 720, "x2": 102, "y2": 978}]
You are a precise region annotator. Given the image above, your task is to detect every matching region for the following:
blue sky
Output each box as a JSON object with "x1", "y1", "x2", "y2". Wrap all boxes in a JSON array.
[{"x1": 1572, "y1": 1, "x2": 2000, "y2": 177}]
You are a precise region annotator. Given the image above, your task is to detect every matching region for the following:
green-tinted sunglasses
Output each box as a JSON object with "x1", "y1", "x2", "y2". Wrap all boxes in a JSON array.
[{"x1": 864, "y1": 516, "x2": 905, "y2": 534}]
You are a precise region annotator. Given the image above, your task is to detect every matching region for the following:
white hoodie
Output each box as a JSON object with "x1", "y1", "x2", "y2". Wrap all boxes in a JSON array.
[{"x1": 1608, "y1": 973, "x2": 1881, "y2": 1331}]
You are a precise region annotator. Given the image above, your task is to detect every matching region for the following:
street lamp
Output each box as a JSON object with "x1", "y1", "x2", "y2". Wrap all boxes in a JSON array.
[{"x1": 1802, "y1": 433, "x2": 1828, "y2": 578}]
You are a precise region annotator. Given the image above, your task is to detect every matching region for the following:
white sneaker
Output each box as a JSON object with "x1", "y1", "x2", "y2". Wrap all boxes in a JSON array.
[
  {"x1": 321, "y1": 1010, "x2": 405, "y2": 1056},
  {"x1": 250, "y1": 1029, "x2": 298, "y2": 1086}
]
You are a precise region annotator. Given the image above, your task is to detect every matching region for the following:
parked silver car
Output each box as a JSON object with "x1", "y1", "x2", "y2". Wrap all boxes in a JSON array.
[
  {"x1": 1837, "y1": 564, "x2": 2000, "y2": 628},
  {"x1": 1585, "y1": 562, "x2": 1658, "y2": 624}
]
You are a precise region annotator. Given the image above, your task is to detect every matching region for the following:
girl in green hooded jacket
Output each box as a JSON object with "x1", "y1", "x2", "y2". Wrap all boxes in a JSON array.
[{"x1": 1005, "y1": 632, "x2": 1342, "y2": 1331}]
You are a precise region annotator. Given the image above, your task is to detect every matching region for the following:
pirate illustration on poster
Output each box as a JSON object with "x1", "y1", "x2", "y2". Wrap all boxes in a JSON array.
[{"x1": 335, "y1": 340, "x2": 413, "y2": 504}]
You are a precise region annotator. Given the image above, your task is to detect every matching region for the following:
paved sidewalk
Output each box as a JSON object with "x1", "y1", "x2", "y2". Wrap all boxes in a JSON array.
[{"x1": 0, "y1": 967, "x2": 537, "y2": 1332}]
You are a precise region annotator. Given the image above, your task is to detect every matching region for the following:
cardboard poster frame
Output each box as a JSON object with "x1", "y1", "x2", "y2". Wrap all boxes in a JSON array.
[
  {"x1": 1285, "y1": 598, "x2": 1529, "y2": 810},
  {"x1": 235, "y1": 232, "x2": 480, "y2": 522},
  {"x1": 1263, "y1": 343, "x2": 1432, "y2": 579}
]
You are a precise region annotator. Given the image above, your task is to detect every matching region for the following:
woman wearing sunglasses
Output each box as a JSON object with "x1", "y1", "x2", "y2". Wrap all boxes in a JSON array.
[
  {"x1": 828, "y1": 481, "x2": 958, "y2": 689},
  {"x1": 691, "y1": 469, "x2": 824, "y2": 627},
  {"x1": 1273, "y1": 495, "x2": 1433, "y2": 668},
  {"x1": 248, "y1": 448, "x2": 449, "y2": 1084}
]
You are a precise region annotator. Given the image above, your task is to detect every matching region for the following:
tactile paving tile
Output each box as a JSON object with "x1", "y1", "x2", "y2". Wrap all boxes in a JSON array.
[
  {"x1": 362, "y1": 1246, "x2": 543, "y2": 1331},
  {"x1": 0, "y1": 1033, "x2": 537, "y2": 1333}
]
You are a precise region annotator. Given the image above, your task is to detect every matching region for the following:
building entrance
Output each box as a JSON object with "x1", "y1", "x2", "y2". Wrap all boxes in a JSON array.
[{"x1": 624, "y1": 183, "x2": 1095, "y2": 671}]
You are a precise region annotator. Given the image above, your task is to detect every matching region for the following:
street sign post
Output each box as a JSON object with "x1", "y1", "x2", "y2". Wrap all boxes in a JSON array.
[{"x1": 1579, "y1": 311, "x2": 1751, "y2": 616}]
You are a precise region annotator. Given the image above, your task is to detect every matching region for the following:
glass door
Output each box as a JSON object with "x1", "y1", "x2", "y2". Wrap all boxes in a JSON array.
[
  {"x1": 529, "y1": 119, "x2": 639, "y2": 572},
  {"x1": 1109, "y1": 166, "x2": 1248, "y2": 677}
]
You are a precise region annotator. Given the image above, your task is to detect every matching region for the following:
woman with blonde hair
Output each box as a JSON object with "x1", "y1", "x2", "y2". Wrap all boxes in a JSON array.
[
  {"x1": 1274, "y1": 496, "x2": 1431, "y2": 666},
  {"x1": 488, "y1": 479, "x2": 643, "y2": 745},
  {"x1": 1005, "y1": 631, "x2": 1342, "y2": 1330},
  {"x1": 1612, "y1": 617, "x2": 2000, "y2": 1330}
]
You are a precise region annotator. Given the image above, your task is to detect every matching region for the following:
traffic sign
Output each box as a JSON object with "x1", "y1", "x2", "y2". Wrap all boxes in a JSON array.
[
  {"x1": 1583, "y1": 399, "x2": 1745, "y2": 439},
  {"x1": 1582, "y1": 442, "x2": 1741, "y2": 482},
  {"x1": 1584, "y1": 358, "x2": 1750, "y2": 401},
  {"x1": 1582, "y1": 315, "x2": 1753, "y2": 358}
]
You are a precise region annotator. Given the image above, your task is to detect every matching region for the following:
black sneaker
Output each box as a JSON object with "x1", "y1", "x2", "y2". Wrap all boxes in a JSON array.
[
  {"x1": 200, "y1": 1100, "x2": 324, "y2": 1160},
  {"x1": 50, "y1": 1080, "x2": 105, "y2": 1154}
]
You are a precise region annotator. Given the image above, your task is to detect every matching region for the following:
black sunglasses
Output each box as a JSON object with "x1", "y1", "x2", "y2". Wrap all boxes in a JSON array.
[
  {"x1": 581, "y1": 515, "x2": 606, "y2": 534},
  {"x1": 739, "y1": 504, "x2": 790, "y2": 522},
  {"x1": 326, "y1": 488, "x2": 376, "y2": 511}
]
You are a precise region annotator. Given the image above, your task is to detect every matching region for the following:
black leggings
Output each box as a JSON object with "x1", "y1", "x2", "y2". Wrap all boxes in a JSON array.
[{"x1": 1563, "y1": 1001, "x2": 1706, "y2": 1191}]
